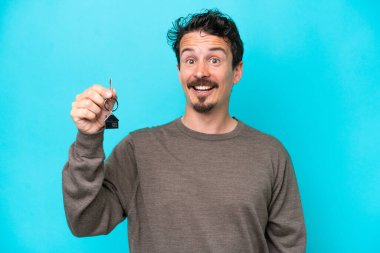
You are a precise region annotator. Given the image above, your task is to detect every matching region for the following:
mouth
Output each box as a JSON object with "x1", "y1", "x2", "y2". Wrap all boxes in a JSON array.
[
  {"x1": 187, "y1": 80, "x2": 218, "y2": 97},
  {"x1": 192, "y1": 85, "x2": 214, "y2": 91},
  {"x1": 190, "y1": 85, "x2": 217, "y2": 97}
]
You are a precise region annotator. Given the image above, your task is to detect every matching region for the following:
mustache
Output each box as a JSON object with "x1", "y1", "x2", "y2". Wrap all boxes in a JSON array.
[{"x1": 187, "y1": 78, "x2": 219, "y2": 89}]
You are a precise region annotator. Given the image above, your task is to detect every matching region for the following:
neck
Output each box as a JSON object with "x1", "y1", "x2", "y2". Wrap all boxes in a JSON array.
[{"x1": 181, "y1": 105, "x2": 238, "y2": 134}]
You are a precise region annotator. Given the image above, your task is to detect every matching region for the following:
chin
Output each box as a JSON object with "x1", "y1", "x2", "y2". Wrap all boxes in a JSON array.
[{"x1": 193, "y1": 103, "x2": 216, "y2": 113}]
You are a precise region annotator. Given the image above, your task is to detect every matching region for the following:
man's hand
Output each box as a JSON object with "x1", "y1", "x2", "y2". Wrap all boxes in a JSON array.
[{"x1": 70, "y1": 84, "x2": 117, "y2": 134}]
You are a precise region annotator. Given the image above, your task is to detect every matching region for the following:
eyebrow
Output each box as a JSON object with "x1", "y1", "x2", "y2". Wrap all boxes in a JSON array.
[
  {"x1": 180, "y1": 48, "x2": 194, "y2": 56},
  {"x1": 209, "y1": 47, "x2": 227, "y2": 55},
  {"x1": 180, "y1": 47, "x2": 227, "y2": 57}
]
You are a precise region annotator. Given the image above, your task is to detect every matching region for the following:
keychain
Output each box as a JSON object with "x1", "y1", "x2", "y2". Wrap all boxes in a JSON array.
[{"x1": 104, "y1": 79, "x2": 119, "y2": 129}]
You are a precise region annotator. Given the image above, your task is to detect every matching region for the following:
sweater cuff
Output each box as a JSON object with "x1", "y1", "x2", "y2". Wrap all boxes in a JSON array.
[{"x1": 74, "y1": 130, "x2": 105, "y2": 157}]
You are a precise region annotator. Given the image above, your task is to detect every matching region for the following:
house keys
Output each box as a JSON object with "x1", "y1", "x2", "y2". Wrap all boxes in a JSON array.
[{"x1": 104, "y1": 79, "x2": 119, "y2": 129}]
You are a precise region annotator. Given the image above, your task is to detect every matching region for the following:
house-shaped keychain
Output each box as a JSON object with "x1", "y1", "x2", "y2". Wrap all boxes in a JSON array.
[{"x1": 105, "y1": 113, "x2": 119, "y2": 129}]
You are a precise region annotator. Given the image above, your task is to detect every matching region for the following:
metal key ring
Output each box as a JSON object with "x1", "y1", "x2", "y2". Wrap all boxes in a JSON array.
[{"x1": 104, "y1": 97, "x2": 119, "y2": 112}]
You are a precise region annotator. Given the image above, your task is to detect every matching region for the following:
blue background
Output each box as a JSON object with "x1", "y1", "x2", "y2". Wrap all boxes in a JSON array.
[{"x1": 1, "y1": 0, "x2": 379, "y2": 252}]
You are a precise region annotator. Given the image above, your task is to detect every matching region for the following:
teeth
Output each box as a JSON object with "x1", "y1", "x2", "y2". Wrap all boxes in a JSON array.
[{"x1": 194, "y1": 86, "x2": 212, "y2": 90}]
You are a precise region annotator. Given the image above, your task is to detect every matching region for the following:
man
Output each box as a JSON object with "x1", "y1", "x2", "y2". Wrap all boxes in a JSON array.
[{"x1": 63, "y1": 9, "x2": 306, "y2": 252}]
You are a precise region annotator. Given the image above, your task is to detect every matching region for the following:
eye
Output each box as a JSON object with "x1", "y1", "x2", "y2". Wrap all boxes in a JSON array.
[
  {"x1": 185, "y1": 58, "x2": 195, "y2": 64},
  {"x1": 210, "y1": 57, "x2": 221, "y2": 64}
]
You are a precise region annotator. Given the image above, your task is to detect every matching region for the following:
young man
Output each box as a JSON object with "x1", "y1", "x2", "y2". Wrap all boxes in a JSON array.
[{"x1": 63, "y1": 9, "x2": 306, "y2": 253}]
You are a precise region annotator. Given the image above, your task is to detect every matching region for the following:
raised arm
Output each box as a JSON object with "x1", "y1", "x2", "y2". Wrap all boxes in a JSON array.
[{"x1": 62, "y1": 84, "x2": 137, "y2": 236}]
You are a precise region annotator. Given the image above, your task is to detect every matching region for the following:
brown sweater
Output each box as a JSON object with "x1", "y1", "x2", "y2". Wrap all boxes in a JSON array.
[{"x1": 62, "y1": 117, "x2": 306, "y2": 252}]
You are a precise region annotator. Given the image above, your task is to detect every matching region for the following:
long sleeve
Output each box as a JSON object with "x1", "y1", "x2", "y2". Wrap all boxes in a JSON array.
[
  {"x1": 62, "y1": 131, "x2": 138, "y2": 237},
  {"x1": 266, "y1": 149, "x2": 306, "y2": 253}
]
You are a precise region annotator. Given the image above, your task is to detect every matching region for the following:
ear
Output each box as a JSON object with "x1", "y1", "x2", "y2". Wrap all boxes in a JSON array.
[
  {"x1": 233, "y1": 61, "x2": 243, "y2": 84},
  {"x1": 177, "y1": 63, "x2": 180, "y2": 71}
]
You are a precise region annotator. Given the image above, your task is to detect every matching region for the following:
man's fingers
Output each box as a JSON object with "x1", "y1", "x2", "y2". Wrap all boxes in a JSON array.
[
  {"x1": 90, "y1": 84, "x2": 113, "y2": 99},
  {"x1": 73, "y1": 99, "x2": 102, "y2": 115},
  {"x1": 76, "y1": 84, "x2": 116, "y2": 109},
  {"x1": 71, "y1": 108, "x2": 97, "y2": 121},
  {"x1": 84, "y1": 89, "x2": 105, "y2": 106}
]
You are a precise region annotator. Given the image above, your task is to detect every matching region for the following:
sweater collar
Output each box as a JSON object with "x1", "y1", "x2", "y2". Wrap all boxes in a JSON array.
[{"x1": 174, "y1": 116, "x2": 244, "y2": 141}]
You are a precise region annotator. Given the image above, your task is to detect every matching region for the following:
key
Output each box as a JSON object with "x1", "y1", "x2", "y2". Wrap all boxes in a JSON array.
[{"x1": 104, "y1": 79, "x2": 119, "y2": 129}]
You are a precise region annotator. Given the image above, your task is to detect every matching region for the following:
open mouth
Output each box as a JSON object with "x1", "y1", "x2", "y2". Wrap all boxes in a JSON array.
[
  {"x1": 192, "y1": 85, "x2": 215, "y2": 91},
  {"x1": 190, "y1": 85, "x2": 217, "y2": 97},
  {"x1": 187, "y1": 79, "x2": 219, "y2": 96}
]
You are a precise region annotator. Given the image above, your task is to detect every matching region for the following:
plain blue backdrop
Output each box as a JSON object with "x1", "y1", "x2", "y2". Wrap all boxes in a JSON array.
[{"x1": 0, "y1": 0, "x2": 379, "y2": 252}]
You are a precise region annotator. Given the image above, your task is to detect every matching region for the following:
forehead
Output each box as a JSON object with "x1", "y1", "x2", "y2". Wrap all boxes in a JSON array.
[{"x1": 179, "y1": 31, "x2": 231, "y2": 54}]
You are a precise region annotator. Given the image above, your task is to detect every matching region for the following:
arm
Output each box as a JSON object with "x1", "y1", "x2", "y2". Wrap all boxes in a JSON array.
[
  {"x1": 266, "y1": 150, "x2": 306, "y2": 252},
  {"x1": 62, "y1": 131, "x2": 138, "y2": 237},
  {"x1": 62, "y1": 83, "x2": 137, "y2": 237}
]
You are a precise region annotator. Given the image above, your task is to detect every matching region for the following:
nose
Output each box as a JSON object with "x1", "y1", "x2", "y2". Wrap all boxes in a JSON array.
[{"x1": 194, "y1": 60, "x2": 210, "y2": 79}]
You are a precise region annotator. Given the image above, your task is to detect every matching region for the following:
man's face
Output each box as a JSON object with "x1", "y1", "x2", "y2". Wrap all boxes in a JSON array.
[{"x1": 178, "y1": 31, "x2": 242, "y2": 114}]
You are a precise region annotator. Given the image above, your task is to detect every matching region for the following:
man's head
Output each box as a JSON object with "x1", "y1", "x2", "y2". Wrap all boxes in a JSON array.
[
  {"x1": 167, "y1": 9, "x2": 244, "y2": 70},
  {"x1": 167, "y1": 9, "x2": 244, "y2": 114}
]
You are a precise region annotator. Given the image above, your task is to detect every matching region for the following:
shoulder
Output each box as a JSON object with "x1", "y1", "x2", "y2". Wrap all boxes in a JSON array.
[
  {"x1": 238, "y1": 121, "x2": 294, "y2": 179},
  {"x1": 238, "y1": 120, "x2": 290, "y2": 159}
]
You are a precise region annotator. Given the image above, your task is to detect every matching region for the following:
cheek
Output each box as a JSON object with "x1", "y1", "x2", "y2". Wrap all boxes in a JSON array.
[
  {"x1": 217, "y1": 71, "x2": 234, "y2": 85},
  {"x1": 179, "y1": 70, "x2": 191, "y2": 84},
  {"x1": 179, "y1": 73, "x2": 191, "y2": 93},
  {"x1": 217, "y1": 74, "x2": 234, "y2": 94}
]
